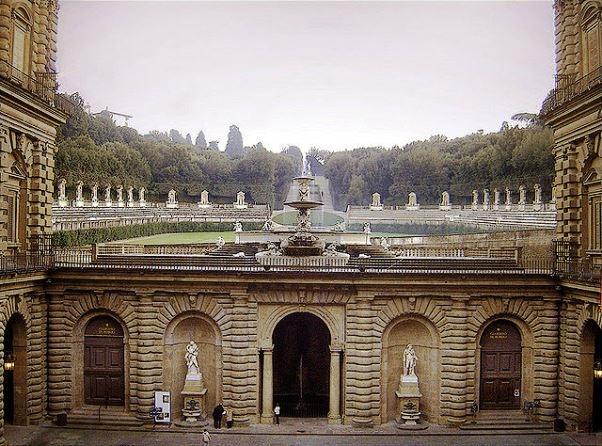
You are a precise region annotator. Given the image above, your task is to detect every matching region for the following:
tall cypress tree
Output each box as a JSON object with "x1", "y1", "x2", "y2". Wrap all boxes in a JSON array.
[
  {"x1": 225, "y1": 125, "x2": 244, "y2": 157},
  {"x1": 195, "y1": 130, "x2": 207, "y2": 149}
]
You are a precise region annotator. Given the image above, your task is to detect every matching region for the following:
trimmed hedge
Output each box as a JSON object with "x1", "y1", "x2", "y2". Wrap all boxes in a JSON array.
[
  {"x1": 347, "y1": 222, "x2": 488, "y2": 235},
  {"x1": 52, "y1": 221, "x2": 263, "y2": 248}
]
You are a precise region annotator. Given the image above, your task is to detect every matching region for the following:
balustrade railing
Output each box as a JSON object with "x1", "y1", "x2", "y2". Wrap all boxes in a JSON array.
[
  {"x1": 0, "y1": 60, "x2": 78, "y2": 115},
  {"x1": 541, "y1": 67, "x2": 602, "y2": 115}
]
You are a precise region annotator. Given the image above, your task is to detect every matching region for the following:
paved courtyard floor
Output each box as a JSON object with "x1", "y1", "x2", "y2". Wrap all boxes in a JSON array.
[{"x1": 5, "y1": 424, "x2": 602, "y2": 446}]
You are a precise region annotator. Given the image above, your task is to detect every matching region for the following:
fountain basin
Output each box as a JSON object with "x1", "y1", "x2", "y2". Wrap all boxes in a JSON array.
[{"x1": 283, "y1": 200, "x2": 323, "y2": 210}]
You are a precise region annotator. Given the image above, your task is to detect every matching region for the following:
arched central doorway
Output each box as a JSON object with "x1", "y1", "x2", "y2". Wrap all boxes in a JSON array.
[
  {"x1": 479, "y1": 320, "x2": 522, "y2": 410},
  {"x1": 272, "y1": 313, "x2": 330, "y2": 417},
  {"x1": 83, "y1": 316, "x2": 125, "y2": 406},
  {"x1": 3, "y1": 314, "x2": 27, "y2": 425}
]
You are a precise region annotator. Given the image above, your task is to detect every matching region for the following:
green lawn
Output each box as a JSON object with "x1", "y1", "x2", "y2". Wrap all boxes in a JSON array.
[{"x1": 115, "y1": 232, "x2": 234, "y2": 245}]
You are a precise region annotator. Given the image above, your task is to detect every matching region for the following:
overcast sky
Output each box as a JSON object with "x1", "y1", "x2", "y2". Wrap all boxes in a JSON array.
[{"x1": 57, "y1": 1, "x2": 555, "y2": 152}]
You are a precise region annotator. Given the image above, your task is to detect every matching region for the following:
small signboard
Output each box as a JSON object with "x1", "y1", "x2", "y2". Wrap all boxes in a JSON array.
[{"x1": 153, "y1": 391, "x2": 171, "y2": 423}]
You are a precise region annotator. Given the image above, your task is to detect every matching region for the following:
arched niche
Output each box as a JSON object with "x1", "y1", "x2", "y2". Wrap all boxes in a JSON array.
[
  {"x1": 163, "y1": 312, "x2": 222, "y2": 421},
  {"x1": 579, "y1": 319, "x2": 602, "y2": 431},
  {"x1": 381, "y1": 316, "x2": 440, "y2": 424}
]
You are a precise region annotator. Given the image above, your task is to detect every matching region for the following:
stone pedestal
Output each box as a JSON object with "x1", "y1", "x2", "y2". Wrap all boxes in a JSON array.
[
  {"x1": 234, "y1": 203, "x2": 248, "y2": 209},
  {"x1": 75, "y1": 199, "x2": 84, "y2": 207},
  {"x1": 396, "y1": 375, "x2": 422, "y2": 426},
  {"x1": 370, "y1": 205, "x2": 383, "y2": 211},
  {"x1": 166, "y1": 202, "x2": 178, "y2": 209},
  {"x1": 439, "y1": 205, "x2": 451, "y2": 211},
  {"x1": 179, "y1": 370, "x2": 208, "y2": 425},
  {"x1": 58, "y1": 199, "x2": 68, "y2": 207},
  {"x1": 405, "y1": 205, "x2": 420, "y2": 211},
  {"x1": 198, "y1": 203, "x2": 212, "y2": 209},
  {"x1": 139, "y1": 199, "x2": 146, "y2": 207},
  {"x1": 117, "y1": 199, "x2": 124, "y2": 208},
  {"x1": 533, "y1": 202, "x2": 543, "y2": 211}
]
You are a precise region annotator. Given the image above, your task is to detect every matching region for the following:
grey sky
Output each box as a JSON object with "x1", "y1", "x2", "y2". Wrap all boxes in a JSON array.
[{"x1": 57, "y1": 1, "x2": 555, "y2": 151}]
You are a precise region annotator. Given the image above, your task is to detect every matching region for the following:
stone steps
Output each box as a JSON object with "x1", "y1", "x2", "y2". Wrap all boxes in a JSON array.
[
  {"x1": 460, "y1": 410, "x2": 553, "y2": 432},
  {"x1": 63, "y1": 410, "x2": 144, "y2": 427}
]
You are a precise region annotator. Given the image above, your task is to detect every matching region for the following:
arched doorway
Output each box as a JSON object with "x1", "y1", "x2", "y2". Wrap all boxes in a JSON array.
[
  {"x1": 580, "y1": 320, "x2": 602, "y2": 431},
  {"x1": 3, "y1": 314, "x2": 27, "y2": 425},
  {"x1": 83, "y1": 316, "x2": 125, "y2": 406},
  {"x1": 479, "y1": 320, "x2": 522, "y2": 410},
  {"x1": 272, "y1": 313, "x2": 330, "y2": 417}
]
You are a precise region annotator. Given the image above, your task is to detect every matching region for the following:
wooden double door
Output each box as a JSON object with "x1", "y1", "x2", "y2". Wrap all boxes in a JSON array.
[
  {"x1": 84, "y1": 317, "x2": 125, "y2": 406},
  {"x1": 479, "y1": 320, "x2": 522, "y2": 410}
]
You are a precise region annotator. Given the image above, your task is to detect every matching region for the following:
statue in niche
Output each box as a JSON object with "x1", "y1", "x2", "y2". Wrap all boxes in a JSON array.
[
  {"x1": 403, "y1": 344, "x2": 417, "y2": 377},
  {"x1": 185, "y1": 340, "x2": 200, "y2": 376}
]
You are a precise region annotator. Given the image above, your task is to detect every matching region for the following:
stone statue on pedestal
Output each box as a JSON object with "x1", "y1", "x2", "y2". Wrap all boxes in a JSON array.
[
  {"x1": 471, "y1": 189, "x2": 479, "y2": 211},
  {"x1": 396, "y1": 343, "x2": 422, "y2": 427},
  {"x1": 75, "y1": 181, "x2": 84, "y2": 207},
  {"x1": 166, "y1": 189, "x2": 178, "y2": 208},
  {"x1": 370, "y1": 192, "x2": 383, "y2": 210},
  {"x1": 104, "y1": 185, "x2": 112, "y2": 207},
  {"x1": 58, "y1": 179, "x2": 68, "y2": 207},
  {"x1": 234, "y1": 191, "x2": 247, "y2": 209},
  {"x1": 180, "y1": 340, "x2": 208, "y2": 425},
  {"x1": 91, "y1": 183, "x2": 98, "y2": 207},
  {"x1": 198, "y1": 190, "x2": 211, "y2": 208}
]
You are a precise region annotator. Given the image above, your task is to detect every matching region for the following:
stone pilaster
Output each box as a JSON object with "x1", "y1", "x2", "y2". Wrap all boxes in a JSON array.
[
  {"x1": 221, "y1": 292, "x2": 258, "y2": 425},
  {"x1": 328, "y1": 345, "x2": 342, "y2": 424},
  {"x1": 345, "y1": 293, "x2": 380, "y2": 427},
  {"x1": 439, "y1": 299, "x2": 471, "y2": 425}
]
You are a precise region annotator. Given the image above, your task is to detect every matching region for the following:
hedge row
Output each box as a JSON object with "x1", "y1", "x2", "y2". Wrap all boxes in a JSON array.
[
  {"x1": 347, "y1": 222, "x2": 488, "y2": 235},
  {"x1": 52, "y1": 221, "x2": 263, "y2": 248}
]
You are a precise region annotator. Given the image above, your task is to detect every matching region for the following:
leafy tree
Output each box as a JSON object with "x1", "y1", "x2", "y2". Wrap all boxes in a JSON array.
[
  {"x1": 225, "y1": 125, "x2": 245, "y2": 157},
  {"x1": 195, "y1": 130, "x2": 208, "y2": 150},
  {"x1": 185, "y1": 133, "x2": 193, "y2": 145},
  {"x1": 169, "y1": 129, "x2": 186, "y2": 144}
]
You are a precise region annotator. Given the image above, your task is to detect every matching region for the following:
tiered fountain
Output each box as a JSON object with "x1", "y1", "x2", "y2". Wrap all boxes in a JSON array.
[{"x1": 255, "y1": 175, "x2": 350, "y2": 267}]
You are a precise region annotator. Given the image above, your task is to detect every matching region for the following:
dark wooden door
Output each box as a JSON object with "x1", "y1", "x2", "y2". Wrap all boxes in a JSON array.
[
  {"x1": 84, "y1": 317, "x2": 124, "y2": 406},
  {"x1": 480, "y1": 321, "x2": 522, "y2": 410}
]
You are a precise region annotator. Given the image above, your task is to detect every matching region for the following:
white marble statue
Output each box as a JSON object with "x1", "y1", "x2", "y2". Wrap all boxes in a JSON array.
[
  {"x1": 104, "y1": 185, "x2": 112, "y2": 207},
  {"x1": 363, "y1": 222, "x2": 371, "y2": 234},
  {"x1": 533, "y1": 184, "x2": 542, "y2": 204},
  {"x1": 403, "y1": 344, "x2": 417, "y2": 377},
  {"x1": 185, "y1": 340, "x2": 200, "y2": 376},
  {"x1": 236, "y1": 191, "x2": 245, "y2": 206},
  {"x1": 58, "y1": 179, "x2": 68, "y2": 207},
  {"x1": 440, "y1": 191, "x2": 450, "y2": 206},
  {"x1": 471, "y1": 189, "x2": 479, "y2": 210},
  {"x1": 299, "y1": 182, "x2": 310, "y2": 201},
  {"x1": 216, "y1": 236, "x2": 225, "y2": 249},
  {"x1": 518, "y1": 185, "x2": 526, "y2": 204},
  {"x1": 127, "y1": 187, "x2": 134, "y2": 207},
  {"x1": 168, "y1": 189, "x2": 176, "y2": 203},
  {"x1": 372, "y1": 193, "x2": 381, "y2": 207},
  {"x1": 408, "y1": 192, "x2": 417, "y2": 206},
  {"x1": 91, "y1": 183, "x2": 98, "y2": 207},
  {"x1": 233, "y1": 221, "x2": 243, "y2": 232},
  {"x1": 482, "y1": 189, "x2": 490, "y2": 210},
  {"x1": 58, "y1": 179, "x2": 66, "y2": 200},
  {"x1": 200, "y1": 190, "x2": 209, "y2": 204},
  {"x1": 493, "y1": 188, "x2": 500, "y2": 210},
  {"x1": 139, "y1": 187, "x2": 146, "y2": 207},
  {"x1": 380, "y1": 237, "x2": 390, "y2": 250},
  {"x1": 75, "y1": 181, "x2": 84, "y2": 207},
  {"x1": 116, "y1": 185, "x2": 124, "y2": 207}
]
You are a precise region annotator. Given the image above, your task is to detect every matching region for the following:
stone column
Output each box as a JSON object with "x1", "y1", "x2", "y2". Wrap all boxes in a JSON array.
[
  {"x1": 261, "y1": 347, "x2": 274, "y2": 423},
  {"x1": 328, "y1": 345, "x2": 342, "y2": 424}
]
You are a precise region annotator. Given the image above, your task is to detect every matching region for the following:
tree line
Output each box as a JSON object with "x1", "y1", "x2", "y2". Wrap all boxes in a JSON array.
[
  {"x1": 323, "y1": 122, "x2": 553, "y2": 210},
  {"x1": 56, "y1": 101, "x2": 298, "y2": 208},
  {"x1": 56, "y1": 98, "x2": 553, "y2": 211}
]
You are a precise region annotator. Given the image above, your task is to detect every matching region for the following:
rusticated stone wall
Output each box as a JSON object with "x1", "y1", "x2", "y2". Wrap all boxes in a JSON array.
[
  {"x1": 557, "y1": 290, "x2": 602, "y2": 431},
  {"x1": 43, "y1": 271, "x2": 561, "y2": 429}
]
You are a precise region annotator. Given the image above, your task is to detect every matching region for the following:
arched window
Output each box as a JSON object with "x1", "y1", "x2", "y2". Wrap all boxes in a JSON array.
[
  {"x1": 11, "y1": 6, "x2": 32, "y2": 75},
  {"x1": 581, "y1": 1, "x2": 602, "y2": 76}
]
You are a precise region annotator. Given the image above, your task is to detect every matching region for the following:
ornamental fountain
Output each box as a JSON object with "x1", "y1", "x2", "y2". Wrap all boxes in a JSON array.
[{"x1": 255, "y1": 174, "x2": 351, "y2": 267}]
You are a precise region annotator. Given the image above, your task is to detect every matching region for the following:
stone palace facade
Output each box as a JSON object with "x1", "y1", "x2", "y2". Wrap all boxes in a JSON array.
[{"x1": 0, "y1": 1, "x2": 601, "y2": 445}]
